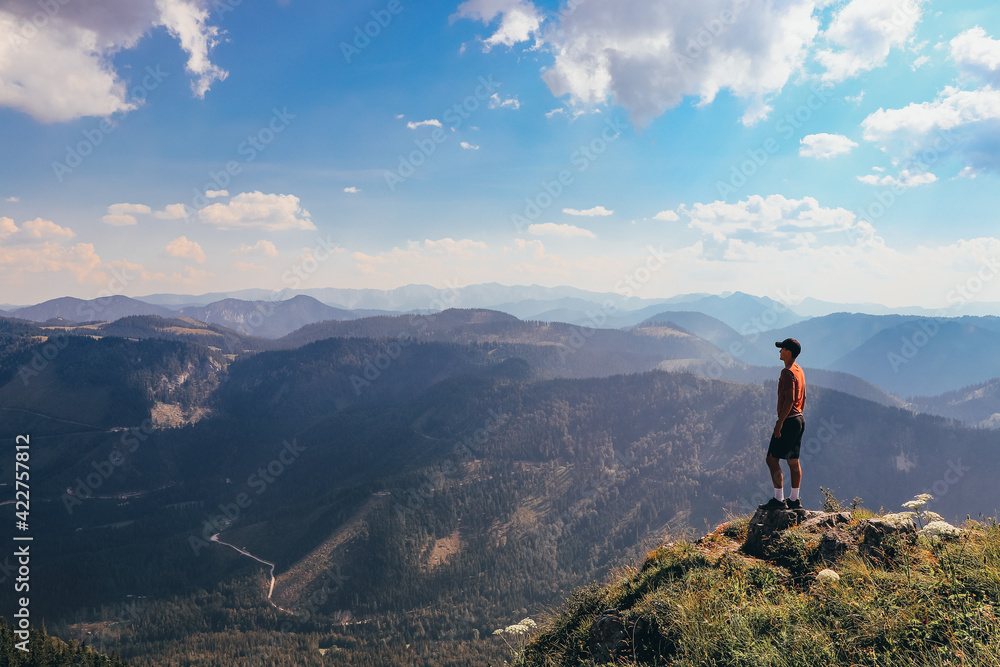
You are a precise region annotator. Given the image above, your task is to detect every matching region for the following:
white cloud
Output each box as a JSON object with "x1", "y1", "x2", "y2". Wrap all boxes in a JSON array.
[
  {"x1": 540, "y1": 0, "x2": 820, "y2": 127},
  {"x1": 460, "y1": 141, "x2": 480, "y2": 150},
  {"x1": 527, "y1": 222, "x2": 597, "y2": 238},
  {"x1": 846, "y1": 91, "x2": 865, "y2": 104},
  {"x1": 950, "y1": 27, "x2": 1000, "y2": 86},
  {"x1": 863, "y1": 91, "x2": 975, "y2": 137},
  {"x1": 205, "y1": 189, "x2": 229, "y2": 198},
  {"x1": 102, "y1": 202, "x2": 151, "y2": 226},
  {"x1": 165, "y1": 235, "x2": 206, "y2": 263},
  {"x1": 155, "y1": 203, "x2": 190, "y2": 220},
  {"x1": 407, "y1": 119, "x2": 443, "y2": 129},
  {"x1": 198, "y1": 192, "x2": 316, "y2": 231},
  {"x1": 0, "y1": 216, "x2": 134, "y2": 287},
  {"x1": 344, "y1": 186, "x2": 361, "y2": 193},
  {"x1": 0, "y1": 0, "x2": 225, "y2": 123},
  {"x1": 856, "y1": 169, "x2": 937, "y2": 188},
  {"x1": 956, "y1": 166, "x2": 979, "y2": 179},
  {"x1": 0, "y1": 217, "x2": 76, "y2": 242},
  {"x1": 563, "y1": 206, "x2": 613, "y2": 217},
  {"x1": 154, "y1": 0, "x2": 228, "y2": 97},
  {"x1": 861, "y1": 85, "x2": 1000, "y2": 172},
  {"x1": 653, "y1": 210, "x2": 680, "y2": 222},
  {"x1": 352, "y1": 238, "x2": 488, "y2": 278},
  {"x1": 677, "y1": 194, "x2": 869, "y2": 259},
  {"x1": 799, "y1": 133, "x2": 858, "y2": 158},
  {"x1": 5, "y1": 196, "x2": 18, "y2": 203},
  {"x1": 454, "y1": 0, "x2": 543, "y2": 51},
  {"x1": 911, "y1": 54, "x2": 931, "y2": 70},
  {"x1": 102, "y1": 214, "x2": 139, "y2": 227},
  {"x1": 815, "y1": 0, "x2": 925, "y2": 82},
  {"x1": 489, "y1": 93, "x2": 521, "y2": 109},
  {"x1": 230, "y1": 240, "x2": 279, "y2": 256},
  {"x1": 108, "y1": 203, "x2": 152, "y2": 215}
]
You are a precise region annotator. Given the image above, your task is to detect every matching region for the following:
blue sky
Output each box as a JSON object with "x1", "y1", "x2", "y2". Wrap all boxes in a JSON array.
[{"x1": 1, "y1": 0, "x2": 999, "y2": 308}]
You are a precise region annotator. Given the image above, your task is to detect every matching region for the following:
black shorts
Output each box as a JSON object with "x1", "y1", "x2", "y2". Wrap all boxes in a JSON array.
[{"x1": 767, "y1": 415, "x2": 805, "y2": 460}]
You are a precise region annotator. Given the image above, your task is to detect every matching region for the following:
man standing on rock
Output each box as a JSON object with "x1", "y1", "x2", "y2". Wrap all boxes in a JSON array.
[{"x1": 759, "y1": 338, "x2": 806, "y2": 511}]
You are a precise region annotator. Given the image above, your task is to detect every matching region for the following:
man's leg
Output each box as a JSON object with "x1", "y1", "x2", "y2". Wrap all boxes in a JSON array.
[
  {"x1": 766, "y1": 454, "x2": 783, "y2": 500},
  {"x1": 788, "y1": 459, "x2": 802, "y2": 503}
]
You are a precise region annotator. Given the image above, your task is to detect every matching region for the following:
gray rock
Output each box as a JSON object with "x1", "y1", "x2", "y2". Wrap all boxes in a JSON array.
[
  {"x1": 817, "y1": 528, "x2": 858, "y2": 563},
  {"x1": 743, "y1": 508, "x2": 823, "y2": 558},
  {"x1": 800, "y1": 511, "x2": 852, "y2": 532},
  {"x1": 588, "y1": 610, "x2": 627, "y2": 663},
  {"x1": 858, "y1": 518, "x2": 916, "y2": 557}
]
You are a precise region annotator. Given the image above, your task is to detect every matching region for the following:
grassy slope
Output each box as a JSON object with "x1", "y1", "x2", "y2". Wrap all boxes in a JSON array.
[{"x1": 523, "y1": 509, "x2": 1000, "y2": 667}]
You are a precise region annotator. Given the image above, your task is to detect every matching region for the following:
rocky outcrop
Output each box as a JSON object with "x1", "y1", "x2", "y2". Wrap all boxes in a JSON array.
[
  {"x1": 588, "y1": 609, "x2": 653, "y2": 664},
  {"x1": 858, "y1": 517, "x2": 917, "y2": 558},
  {"x1": 744, "y1": 508, "x2": 821, "y2": 558}
]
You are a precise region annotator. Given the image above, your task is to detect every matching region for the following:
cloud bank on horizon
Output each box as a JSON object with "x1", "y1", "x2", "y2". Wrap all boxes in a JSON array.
[{"x1": 1, "y1": 0, "x2": 999, "y2": 309}]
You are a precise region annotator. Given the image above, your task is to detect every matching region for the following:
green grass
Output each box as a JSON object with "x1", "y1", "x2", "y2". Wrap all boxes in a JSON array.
[{"x1": 523, "y1": 514, "x2": 1000, "y2": 667}]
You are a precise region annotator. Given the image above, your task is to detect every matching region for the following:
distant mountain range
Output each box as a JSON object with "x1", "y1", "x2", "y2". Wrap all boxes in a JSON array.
[
  {"x1": 9, "y1": 295, "x2": 176, "y2": 322},
  {"x1": 5, "y1": 287, "x2": 1000, "y2": 404}
]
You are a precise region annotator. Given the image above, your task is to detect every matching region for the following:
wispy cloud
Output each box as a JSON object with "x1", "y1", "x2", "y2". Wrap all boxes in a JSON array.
[
  {"x1": 563, "y1": 206, "x2": 613, "y2": 217},
  {"x1": 527, "y1": 222, "x2": 596, "y2": 238},
  {"x1": 407, "y1": 119, "x2": 443, "y2": 129}
]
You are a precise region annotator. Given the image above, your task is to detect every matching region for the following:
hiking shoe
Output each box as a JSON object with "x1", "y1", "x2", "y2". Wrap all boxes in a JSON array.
[
  {"x1": 758, "y1": 498, "x2": 787, "y2": 511},
  {"x1": 785, "y1": 499, "x2": 802, "y2": 510}
]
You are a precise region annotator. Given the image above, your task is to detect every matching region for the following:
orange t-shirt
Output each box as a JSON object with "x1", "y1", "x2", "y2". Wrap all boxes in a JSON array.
[{"x1": 778, "y1": 363, "x2": 806, "y2": 417}]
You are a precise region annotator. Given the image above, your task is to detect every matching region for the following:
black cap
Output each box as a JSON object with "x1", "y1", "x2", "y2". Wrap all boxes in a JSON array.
[{"x1": 775, "y1": 338, "x2": 801, "y2": 357}]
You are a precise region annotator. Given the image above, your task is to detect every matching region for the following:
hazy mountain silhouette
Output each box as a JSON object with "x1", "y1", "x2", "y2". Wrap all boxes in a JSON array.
[
  {"x1": 178, "y1": 294, "x2": 358, "y2": 338},
  {"x1": 828, "y1": 319, "x2": 1000, "y2": 396},
  {"x1": 910, "y1": 376, "x2": 1000, "y2": 427},
  {"x1": 10, "y1": 295, "x2": 175, "y2": 323}
]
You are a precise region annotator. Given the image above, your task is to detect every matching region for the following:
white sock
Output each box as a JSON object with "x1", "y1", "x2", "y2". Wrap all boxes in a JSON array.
[
  {"x1": 774, "y1": 488, "x2": 784, "y2": 501},
  {"x1": 790, "y1": 488, "x2": 800, "y2": 502}
]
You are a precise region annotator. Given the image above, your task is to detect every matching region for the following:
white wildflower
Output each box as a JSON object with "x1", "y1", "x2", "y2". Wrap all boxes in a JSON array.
[
  {"x1": 816, "y1": 569, "x2": 840, "y2": 584},
  {"x1": 919, "y1": 521, "x2": 962, "y2": 538},
  {"x1": 881, "y1": 512, "x2": 917, "y2": 526},
  {"x1": 902, "y1": 500, "x2": 925, "y2": 511},
  {"x1": 915, "y1": 493, "x2": 933, "y2": 502},
  {"x1": 520, "y1": 618, "x2": 537, "y2": 628},
  {"x1": 922, "y1": 511, "x2": 945, "y2": 524}
]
